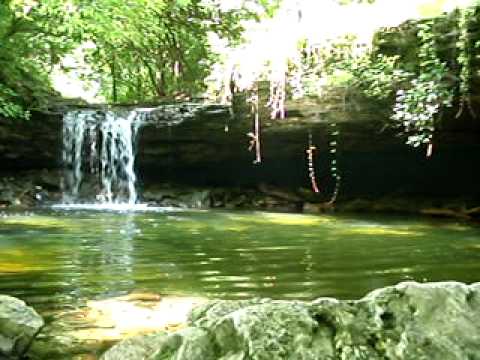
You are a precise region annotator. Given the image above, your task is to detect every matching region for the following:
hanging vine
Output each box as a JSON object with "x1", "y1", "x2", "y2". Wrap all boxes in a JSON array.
[
  {"x1": 327, "y1": 122, "x2": 341, "y2": 204},
  {"x1": 247, "y1": 84, "x2": 262, "y2": 164},
  {"x1": 268, "y1": 73, "x2": 287, "y2": 119},
  {"x1": 391, "y1": 20, "x2": 453, "y2": 155},
  {"x1": 456, "y1": 5, "x2": 476, "y2": 118}
]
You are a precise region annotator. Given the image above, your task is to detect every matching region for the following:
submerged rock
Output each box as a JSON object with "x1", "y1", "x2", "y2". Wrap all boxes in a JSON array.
[
  {"x1": 0, "y1": 295, "x2": 44, "y2": 359},
  {"x1": 27, "y1": 294, "x2": 206, "y2": 360},
  {"x1": 101, "y1": 282, "x2": 480, "y2": 360}
]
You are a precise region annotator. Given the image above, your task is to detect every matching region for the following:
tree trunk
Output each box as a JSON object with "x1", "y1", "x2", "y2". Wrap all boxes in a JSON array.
[{"x1": 110, "y1": 59, "x2": 118, "y2": 103}]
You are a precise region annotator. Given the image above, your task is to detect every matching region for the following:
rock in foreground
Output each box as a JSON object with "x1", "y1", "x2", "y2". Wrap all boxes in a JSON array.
[
  {"x1": 101, "y1": 281, "x2": 480, "y2": 360},
  {"x1": 0, "y1": 295, "x2": 44, "y2": 359}
]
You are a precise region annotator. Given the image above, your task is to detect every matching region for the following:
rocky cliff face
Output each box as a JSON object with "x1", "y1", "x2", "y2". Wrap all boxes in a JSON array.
[
  {"x1": 137, "y1": 103, "x2": 480, "y2": 200},
  {"x1": 0, "y1": 101, "x2": 479, "y2": 210},
  {"x1": 0, "y1": 113, "x2": 62, "y2": 172}
]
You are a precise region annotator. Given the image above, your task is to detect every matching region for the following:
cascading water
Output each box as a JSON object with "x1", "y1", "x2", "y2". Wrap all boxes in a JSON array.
[
  {"x1": 61, "y1": 109, "x2": 144, "y2": 205},
  {"x1": 57, "y1": 103, "x2": 217, "y2": 210}
]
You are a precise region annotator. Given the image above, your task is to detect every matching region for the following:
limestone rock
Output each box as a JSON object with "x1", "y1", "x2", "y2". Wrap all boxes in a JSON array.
[
  {"x1": 207, "y1": 301, "x2": 332, "y2": 360},
  {"x1": 187, "y1": 298, "x2": 266, "y2": 327},
  {"x1": 101, "y1": 328, "x2": 214, "y2": 360},
  {"x1": 101, "y1": 282, "x2": 480, "y2": 360},
  {"x1": 101, "y1": 332, "x2": 169, "y2": 360},
  {"x1": 310, "y1": 282, "x2": 480, "y2": 359},
  {"x1": 0, "y1": 295, "x2": 44, "y2": 359}
]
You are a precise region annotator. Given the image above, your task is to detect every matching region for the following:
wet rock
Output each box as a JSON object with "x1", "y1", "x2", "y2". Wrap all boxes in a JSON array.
[
  {"x1": 142, "y1": 186, "x2": 211, "y2": 208},
  {"x1": 0, "y1": 295, "x2": 44, "y2": 359},
  {"x1": 101, "y1": 328, "x2": 214, "y2": 360},
  {"x1": 0, "y1": 113, "x2": 62, "y2": 171},
  {"x1": 37, "y1": 169, "x2": 61, "y2": 192},
  {"x1": 28, "y1": 320, "x2": 114, "y2": 360},
  {"x1": 207, "y1": 301, "x2": 328, "y2": 359},
  {"x1": 175, "y1": 190, "x2": 211, "y2": 208},
  {"x1": 302, "y1": 202, "x2": 322, "y2": 213},
  {"x1": 0, "y1": 170, "x2": 62, "y2": 208},
  {"x1": 101, "y1": 282, "x2": 480, "y2": 360}
]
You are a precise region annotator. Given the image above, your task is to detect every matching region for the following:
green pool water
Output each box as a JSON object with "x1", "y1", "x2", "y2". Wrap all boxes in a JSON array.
[{"x1": 1, "y1": 209, "x2": 479, "y2": 313}]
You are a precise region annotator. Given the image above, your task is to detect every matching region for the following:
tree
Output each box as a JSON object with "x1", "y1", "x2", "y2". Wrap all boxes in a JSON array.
[
  {"x1": 0, "y1": 0, "x2": 82, "y2": 118},
  {"x1": 0, "y1": 0, "x2": 259, "y2": 116},
  {"x1": 72, "y1": 0, "x2": 251, "y2": 103}
]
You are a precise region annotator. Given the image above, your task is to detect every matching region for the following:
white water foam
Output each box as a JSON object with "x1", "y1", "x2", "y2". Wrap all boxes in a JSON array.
[
  {"x1": 61, "y1": 109, "x2": 148, "y2": 206},
  {"x1": 51, "y1": 203, "x2": 183, "y2": 212}
]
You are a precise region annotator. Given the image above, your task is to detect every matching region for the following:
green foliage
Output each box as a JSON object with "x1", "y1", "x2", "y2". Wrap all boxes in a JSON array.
[
  {"x1": 337, "y1": 0, "x2": 376, "y2": 4},
  {"x1": 337, "y1": 53, "x2": 412, "y2": 100},
  {"x1": 0, "y1": 0, "x2": 81, "y2": 119},
  {"x1": 289, "y1": 4, "x2": 478, "y2": 149},
  {"x1": 315, "y1": 5, "x2": 478, "y2": 148},
  {"x1": 0, "y1": 0, "x2": 257, "y2": 116},
  {"x1": 257, "y1": 0, "x2": 282, "y2": 17},
  {"x1": 456, "y1": 5, "x2": 476, "y2": 116},
  {"x1": 76, "y1": 0, "x2": 252, "y2": 103},
  {"x1": 0, "y1": 84, "x2": 30, "y2": 119},
  {"x1": 387, "y1": 5, "x2": 478, "y2": 146},
  {"x1": 300, "y1": 35, "x2": 411, "y2": 101},
  {"x1": 391, "y1": 20, "x2": 453, "y2": 147}
]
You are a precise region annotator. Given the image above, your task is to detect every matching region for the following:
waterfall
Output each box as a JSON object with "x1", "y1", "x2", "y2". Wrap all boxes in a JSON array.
[{"x1": 61, "y1": 109, "x2": 144, "y2": 205}]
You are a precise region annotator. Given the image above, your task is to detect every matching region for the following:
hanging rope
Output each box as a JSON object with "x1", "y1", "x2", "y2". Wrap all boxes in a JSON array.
[
  {"x1": 306, "y1": 131, "x2": 320, "y2": 193},
  {"x1": 225, "y1": 107, "x2": 233, "y2": 133},
  {"x1": 426, "y1": 142, "x2": 433, "y2": 158}
]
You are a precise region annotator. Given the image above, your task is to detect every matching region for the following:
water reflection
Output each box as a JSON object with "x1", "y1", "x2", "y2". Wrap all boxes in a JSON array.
[
  {"x1": 75, "y1": 214, "x2": 138, "y2": 296},
  {"x1": 0, "y1": 210, "x2": 480, "y2": 312}
]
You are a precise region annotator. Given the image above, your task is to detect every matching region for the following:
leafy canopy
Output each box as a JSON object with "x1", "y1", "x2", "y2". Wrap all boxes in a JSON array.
[
  {"x1": 0, "y1": 0, "x2": 81, "y2": 118},
  {"x1": 0, "y1": 0, "x2": 270, "y2": 117}
]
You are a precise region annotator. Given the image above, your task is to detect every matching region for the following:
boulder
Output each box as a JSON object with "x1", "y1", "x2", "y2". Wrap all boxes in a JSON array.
[
  {"x1": 101, "y1": 282, "x2": 480, "y2": 360},
  {"x1": 96, "y1": 331, "x2": 169, "y2": 360},
  {"x1": 0, "y1": 295, "x2": 44, "y2": 359}
]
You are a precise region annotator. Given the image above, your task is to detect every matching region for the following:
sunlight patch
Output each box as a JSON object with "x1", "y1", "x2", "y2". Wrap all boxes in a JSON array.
[
  {"x1": 254, "y1": 212, "x2": 333, "y2": 226},
  {"x1": 2, "y1": 216, "x2": 74, "y2": 229},
  {"x1": 223, "y1": 212, "x2": 329, "y2": 225},
  {"x1": 53, "y1": 293, "x2": 207, "y2": 342},
  {"x1": 0, "y1": 262, "x2": 49, "y2": 273},
  {"x1": 336, "y1": 227, "x2": 423, "y2": 236}
]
